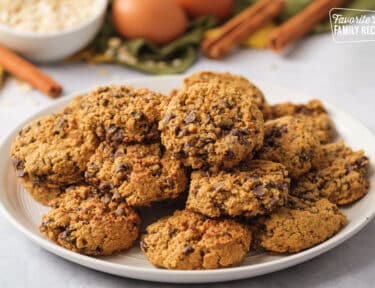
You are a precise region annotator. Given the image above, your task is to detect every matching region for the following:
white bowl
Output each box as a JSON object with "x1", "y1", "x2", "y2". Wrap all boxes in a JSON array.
[{"x1": 0, "y1": 0, "x2": 108, "y2": 63}]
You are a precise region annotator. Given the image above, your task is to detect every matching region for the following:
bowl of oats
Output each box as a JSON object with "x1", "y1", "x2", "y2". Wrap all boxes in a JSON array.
[{"x1": 0, "y1": 0, "x2": 108, "y2": 62}]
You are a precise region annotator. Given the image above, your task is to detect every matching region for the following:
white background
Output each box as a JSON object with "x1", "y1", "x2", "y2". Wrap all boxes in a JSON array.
[{"x1": 0, "y1": 33, "x2": 374, "y2": 287}]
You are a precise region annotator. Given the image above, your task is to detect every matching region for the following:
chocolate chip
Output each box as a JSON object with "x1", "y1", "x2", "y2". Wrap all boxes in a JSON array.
[
  {"x1": 268, "y1": 125, "x2": 288, "y2": 139},
  {"x1": 131, "y1": 111, "x2": 145, "y2": 120},
  {"x1": 84, "y1": 170, "x2": 95, "y2": 179},
  {"x1": 140, "y1": 240, "x2": 148, "y2": 252},
  {"x1": 174, "y1": 150, "x2": 187, "y2": 159},
  {"x1": 166, "y1": 178, "x2": 176, "y2": 189},
  {"x1": 238, "y1": 137, "x2": 249, "y2": 146},
  {"x1": 102, "y1": 193, "x2": 112, "y2": 204},
  {"x1": 345, "y1": 164, "x2": 354, "y2": 172},
  {"x1": 213, "y1": 183, "x2": 222, "y2": 190},
  {"x1": 115, "y1": 163, "x2": 131, "y2": 173},
  {"x1": 184, "y1": 112, "x2": 196, "y2": 123},
  {"x1": 276, "y1": 181, "x2": 289, "y2": 190},
  {"x1": 185, "y1": 137, "x2": 198, "y2": 147},
  {"x1": 240, "y1": 128, "x2": 249, "y2": 135},
  {"x1": 173, "y1": 126, "x2": 181, "y2": 136},
  {"x1": 106, "y1": 125, "x2": 118, "y2": 134},
  {"x1": 253, "y1": 185, "x2": 266, "y2": 198},
  {"x1": 181, "y1": 128, "x2": 189, "y2": 136},
  {"x1": 164, "y1": 112, "x2": 173, "y2": 124},
  {"x1": 231, "y1": 128, "x2": 249, "y2": 136},
  {"x1": 101, "y1": 98, "x2": 109, "y2": 106},
  {"x1": 60, "y1": 229, "x2": 75, "y2": 243},
  {"x1": 231, "y1": 128, "x2": 240, "y2": 136},
  {"x1": 299, "y1": 150, "x2": 312, "y2": 162},
  {"x1": 10, "y1": 157, "x2": 23, "y2": 169},
  {"x1": 16, "y1": 169, "x2": 25, "y2": 177},
  {"x1": 183, "y1": 245, "x2": 195, "y2": 255},
  {"x1": 269, "y1": 198, "x2": 278, "y2": 208},
  {"x1": 151, "y1": 168, "x2": 162, "y2": 176},
  {"x1": 355, "y1": 156, "x2": 368, "y2": 167},
  {"x1": 87, "y1": 162, "x2": 98, "y2": 170},
  {"x1": 219, "y1": 122, "x2": 232, "y2": 130},
  {"x1": 168, "y1": 228, "x2": 177, "y2": 237},
  {"x1": 114, "y1": 150, "x2": 125, "y2": 158},
  {"x1": 113, "y1": 191, "x2": 123, "y2": 202},
  {"x1": 99, "y1": 182, "x2": 113, "y2": 193},
  {"x1": 225, "y1": 150, "x2": 235, "y2": 160},
  {"x1": 32, "y1": 175, "x2": 46, "y2": 185},
  {"x1": 116, "y1": 207, "x2": 125, "y2": 216},
  {"x1": 234, "y1": 179, "x2": 241, "y2": 185},
  {"x1": 201, "y1": 138, "x2": 214, "y2": 145},
  {"x1": 112, "y1": 128, "x2": 125, "y2": 143},
  {"x1": 55, "y1": 117, "x2": 67, "y2": 131}
]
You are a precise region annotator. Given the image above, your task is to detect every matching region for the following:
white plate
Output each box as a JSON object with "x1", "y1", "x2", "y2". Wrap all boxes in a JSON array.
[{"x1": 0, "y1": 76, "x2": 374, "y2": 284}]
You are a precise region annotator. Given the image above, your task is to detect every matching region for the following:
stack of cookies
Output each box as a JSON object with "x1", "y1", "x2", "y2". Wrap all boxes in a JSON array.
[{"x1": 9, "y1": 72, "x2": 370, "y2": 269}]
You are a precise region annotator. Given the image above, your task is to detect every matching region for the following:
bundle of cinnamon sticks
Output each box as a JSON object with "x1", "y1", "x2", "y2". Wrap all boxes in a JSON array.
[{"x1": 201, "y1": 0, "x2": 349, "y2": 59}]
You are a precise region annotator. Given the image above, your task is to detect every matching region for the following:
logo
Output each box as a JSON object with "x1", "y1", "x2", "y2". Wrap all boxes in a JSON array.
[{"x1": 330, "y1": 8, "x2": 375, "y2": 43}]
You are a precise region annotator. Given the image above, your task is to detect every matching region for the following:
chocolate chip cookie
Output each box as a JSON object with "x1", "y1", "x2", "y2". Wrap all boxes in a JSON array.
[
  {"x1": 182, "y1": 71, "x2": 271, "y2": 119},
  {"x1": 186, "y1": 160, "x2": 289, "y2": 218},
  {"x1": 292, "y1": 141, "x2": 369, "y2": 205},
  {"x1": 257, "y1": 116, "x2": 321, "y2": 178},
  {"x1": 85, "y1": 142, "x2": 188, "y2": 206},
  {"x1": 253, "y1": 197, "x2": 347, "y2": 253},
  {"x1": 270, "y1": 100, "x2": 335, "y2": 144},
  {"x1": 40, "y1": 185, "x2": 140, "y2": 256},
  {"x1": 75, "y1": 85, "x2": 167, "y2": 144},
  {"x1": 159, "y1": 81, "x2": 264, "y2": 170},
  {"x1": 10, "y1": 113, "x2": 98, "y2": 205},
  {"x1": 140, "y1": 210, "x2": 251, "y2": 269}
]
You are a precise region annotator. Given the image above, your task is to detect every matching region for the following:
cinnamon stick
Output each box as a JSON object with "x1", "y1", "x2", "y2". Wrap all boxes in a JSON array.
[
  {"x1": 0, "y1": 44, "x2": 62, "y2": 97},
  {"x1": 201, "y1": 0, "x2": 285, "y2": 59},
  {"x1": 269, "y1": 0, "x2": 349, "y2": 52}
]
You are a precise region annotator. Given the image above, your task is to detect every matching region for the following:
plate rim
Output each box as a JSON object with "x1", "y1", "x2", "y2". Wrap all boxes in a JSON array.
[{"x1": 1, "y1": 75, "x2": 374, "y2": 283}]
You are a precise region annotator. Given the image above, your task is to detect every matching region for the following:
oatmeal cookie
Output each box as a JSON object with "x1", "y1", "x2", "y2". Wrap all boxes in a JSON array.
[
  {"x1": 270, "y1": 100, "x2": 335, "y2": 144},
  {"x1": 140, "y1": 210, "x2": 251, "y2": 269},
  {"x1": 21, "y1": 181, "x2": 66, "y2": 206},
  {"x1": 85, "y1": 142, "x2": 188, "y2": 206},
  {"x1": 40, "y1": 185, "x2": 140, "y2": 256},
  {"x1": 159, "y1": 81, "x2": 264, "y2": 170},
  {"x1": 257, "y1": 116, "x2": 321, "y2": 178},
  {"x1": 292, "y1": 141, "x2": 369, "y2": 205},
  {"x1": 182, "y1": 71, "x2": 271, "y2": 119},
  {"x1": 10, "y1": 113, "x2": 98, "y2": 205},
  {"x1": 186, "y1": 160, "x2": 289, "y2": 218},
  {"x1": 75, "y1": 85, "x2": 167, "y2": 144},
  {"x1": 253, "y1": 197, "x2": 347, "y2": 253}
]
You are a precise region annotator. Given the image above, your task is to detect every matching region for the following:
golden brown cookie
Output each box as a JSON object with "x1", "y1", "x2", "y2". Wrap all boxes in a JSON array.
[
  {"x1": 159, "y1": 81, "x2": 264, "y2": 171},
  {"x1": 182, "y1": 71, "x2": 271, "y2": 119},
  {"x1": 292, "y1": 141, "x2": 369, "y2": 205},
  {"x1": 40, "y1": 185, "x2": 140, "y2": 256},
  {"x1": 253, "y1": 197, "x2": 347, "y2": 253},
  {"x1": 75, "y1": 85, "x2": 167, "y2": 144},
  {"x1": 270, "y1": 100, "x2": 335, "y2": 144},
  {"x1": 10, "y1": 113, "x2": 98, "y2": 205},
  {"x1": 186, "y1": 160, "x2": 289, "y2": 218},
  {"x1": 257, "y1": 116, "x2": 321, "y2": 178},
  {"x1": 141, "y1": 210, "x2": 251, "y2": 269},
  {"x1": 85, "y1": 142, "x2": 188, "y2": 206}
]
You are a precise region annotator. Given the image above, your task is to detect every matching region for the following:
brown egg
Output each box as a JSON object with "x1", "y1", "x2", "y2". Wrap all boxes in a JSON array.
[
  {"x1": 112, "y1": 0, "x2": 188, "y2": 45},
  {"x1": 174, "y1": 0, "x2": 233, "y2": 20}
]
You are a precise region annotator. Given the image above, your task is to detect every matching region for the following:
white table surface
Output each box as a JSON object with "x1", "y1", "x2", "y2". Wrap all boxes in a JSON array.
[{"x1": 0, "y1": 33, "x2": 374, "y2": 287}]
